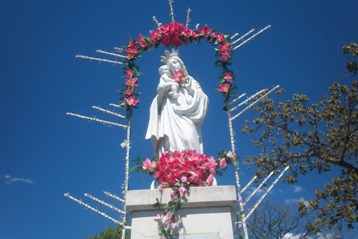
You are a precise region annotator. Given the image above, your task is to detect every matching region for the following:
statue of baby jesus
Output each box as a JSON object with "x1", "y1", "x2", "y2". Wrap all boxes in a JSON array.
[{"x1": 159, "y1": 65, "x2": 180, "y2": 99}]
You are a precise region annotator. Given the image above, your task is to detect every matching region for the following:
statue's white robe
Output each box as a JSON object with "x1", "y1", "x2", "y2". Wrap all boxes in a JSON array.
[{"x1": 146, "y1": 77, "x2": 208, "y2": 156}]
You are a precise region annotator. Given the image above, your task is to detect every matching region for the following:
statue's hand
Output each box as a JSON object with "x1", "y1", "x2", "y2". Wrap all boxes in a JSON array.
[{"x1": 182, "y1": 76, "x2": 191, "y2": 88}]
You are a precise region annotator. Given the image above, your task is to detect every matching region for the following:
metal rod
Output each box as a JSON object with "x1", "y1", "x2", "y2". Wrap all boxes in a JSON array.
[
  {"x1": 232, "y1": 25, "x2": 271, "y2": 51},
  {"x1": 84, "y1": 193, "x2": 126, "y2": 215},
  {"x1": 109, "y1": 103, "x2": 126, "y2": 110},
  {"x1": 114, "y1": 47, "x2": 125, "y2": 53},
  {"x1": 226, "y1": 104, "x2": 248, "y2": 239},
  {"x1": 227, "y1": 119, "x2": 244, "y2": 237},
  {"x1": 186, "y1": 8, "x2": 191, "y2": 27},
  {"x1": 230, "y1": 93, "x2": 247, "y2": 105},
  {"x1": 96, "y1": 50, "x2": 127, "y2": 59},
  {"x1": 92, "y1": 106, "x2": 126, "y2": 119},
  {"x1": 76, "y1": 54, "x2": 124, "y2": 65},
  {"x1": 121, "y1": 119, "x2": 131, "y2": 226},
  {"x1": 66, "y1": 112, "x2": 128, "y2": 128},
  {"x1": 242, "y1": 219, "x2": 249, "y2": 239},
  {"x1": 103, "y1": 191, "x2": 125, "y2": 203},
  {"x1": 241, "y1": 175, "x2": 258, "y2": 194},
  {"x1": 168, "y1": 0, "x2": 175, "y2": 22},
  {"x1": 152, "y1": 16, "x2": 162, "y2": 27},
  {"x1": 230, "y1": 89, "x2": 267, "y2": 112},
  {"x1": 64, "y1": 193, "x2": 123, "y2": 225},
  {"x1": 244, "y1": 166, "x2": 290, "y2": 220},
  {"x1": 231, "y1": 85, "x2": 280, "y2": 121},
  {"x1": 121, "y1": 228, "x2": 126, "y2": 239},
  {"x1": 226, "y1": 108, "x2": 239, "y2": 191},
  {"x1": 243, "y1": 171, "x2": 274, "y2": 205},
  {"x1": 231, "y1": 29, "x2": 255, "y2": 45},
  {"x1": 230, "y1": 33, "x2": 239, "y2": 40}
]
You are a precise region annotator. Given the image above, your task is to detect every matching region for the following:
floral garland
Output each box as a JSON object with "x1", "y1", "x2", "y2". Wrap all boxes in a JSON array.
[
  {"x1": 140, "y1": 150, "x2": 236, "y2": 239},
  {"x1": 120, "y1": 22, "x2": 237, "y2": 114}
]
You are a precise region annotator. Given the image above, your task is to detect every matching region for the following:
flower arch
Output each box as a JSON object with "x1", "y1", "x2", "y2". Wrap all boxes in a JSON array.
[
  {"x1": 119, "y1": 22, "x2": 240, "y2": 238},
  {"x1": 120, "y1": 21, "x2": 237, "y2": 115}
]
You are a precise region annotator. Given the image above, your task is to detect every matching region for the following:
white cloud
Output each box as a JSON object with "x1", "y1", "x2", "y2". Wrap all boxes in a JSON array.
[
  {"x1": 246, "y1": 186, "x2": 266, "y2": 198},
  {"x1": 282, "y1": 233, "x2": 301, "y2": 239},
  {"x1": 4, "y1": 175, "x2": 35, "y2": 185},
  {"x1": 283, "y1": 232, "x2": 337, "y2": 239},
  {"x1": 316, "y1": 232, "x2": 337, "y2": 239},
  {"x1": 292, "y1": 185, "x2": 305, "y2": 193},
  {"x1": 284, "y1": 197, "x2": 308, "y2": 207}
]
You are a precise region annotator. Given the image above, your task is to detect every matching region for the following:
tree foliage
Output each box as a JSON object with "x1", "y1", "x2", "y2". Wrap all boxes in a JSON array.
[
  {"x1": 343, "y1": 42, "x2": 358, "y2": 74},
  {"x1": 87, "y1": 225, "x2": 129, "y2": 239},
  {"x1": 242, "y1": 43, "x2": 357, "y2": 233}
]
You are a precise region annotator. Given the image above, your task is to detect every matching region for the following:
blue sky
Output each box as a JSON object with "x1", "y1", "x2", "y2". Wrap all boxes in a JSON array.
[{"x1": 0, "y1": 1, "x2": 357, "y2": 238}]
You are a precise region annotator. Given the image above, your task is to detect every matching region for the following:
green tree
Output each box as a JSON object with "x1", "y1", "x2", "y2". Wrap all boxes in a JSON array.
[
  {"x1": 242, "y1": 42, "x2": 357, "y2": 233},
  {"x1": 87, "y1": 225, "x2": 130, "y2": 239},
  {"x1": 247, "y1": 199, "x2": 345, "y2": 239}
]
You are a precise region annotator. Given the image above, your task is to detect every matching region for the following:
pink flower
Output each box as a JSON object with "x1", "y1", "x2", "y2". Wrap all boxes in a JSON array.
[
  {"x1": 181, "y1": 27, "x2": 197, "y2": 41},
  {"x1": 218, "y1": 42, "x2": 231, "y2": 54},
  {"x1": 220, "y1": 54, "x2": 230, "y2": 62},
  {"x1": 136, "y1": 34, "x2": 150, "y2": 48},
  {"x1": 126, "y1": 40, "x2": 139, "y2": 59},
  {"x1": 178, "y1": 186, "x2": 187, "y2": 197},
  {"x1": 187, "y1": 171, "x2": 199, "y2": 183},
  {"x1": 180, "y1": 175, "x2": 187, "y2": 183},
  {"x1": 124, "y1": 95, "x2": 139, "y2": 107},
  {"x1": 218, "y1": 42, "x2": 231, "y2": 62},
  {"x1": 123, "y1": 88, "x2": 133, "y2": 95},
  {"x1": 173, "y1": 69, "x2": 184, "y2": 83},
  {"x1": 213, "y1": 32, "x2": 225, "y2": 43},
  {"x1": 219, "y1": 158, "x2": 227, "y2": 169},
  {"x1": 165, "y1": 210, "x2": 173, "y2": 219},
  {"x1": 170, "y1": 189, "x2": 178, "y2": 201},
  {"x1": 197, "y1": 25, "x2": 212, "y2": 37},
  {"x1": 160, "y1": 35, "x2": 172, "y2": 46},
  {"x1": 223, "y1": 72, "x2": 233, "y2": 82},
  {"x1": 125, "y1": 69, "x2": 134, "y2": 78},
  {"x1": 207, "y1": 157, "x2": 218, "y2": 175},
  {"x1": 227, "y1": 151, "x2": 236, "y2": 160},
  {"x1": 142, "y1": 159, "x2": 156, "y2": 172},
  {"x1": 158, "y1": 184, "x2": 163, "y2": 192},
  {"x1": 154, "y1": 213, "x2": 164, "y2": 222},
  {"x1": 150, "y1": 29, "x2": 161, "y2": 43},
  {"x1": 171, "y1": 36, "x2": 183, "y2": 47},
  {"x1": 142, "y1": 158, "x2": 152, "y2": 171},
  {"x1": 218, "y1": 83, "x2": 230, "y2": 93},
  {"x1": 153, "y1": 150, "x2": 220, "y2": 188},
  {"x1": 206, "y1": 174, "x2": 214, "y2": 185},
  {"x1": 151, "y1": 161, "x2": 157, "y2": 170},
  {"x1": 157, "y1": 22, "x2": 187, "y2": 47},
  {"x1": 125, "y1": 77, "x2": 138, "y2": 87}
]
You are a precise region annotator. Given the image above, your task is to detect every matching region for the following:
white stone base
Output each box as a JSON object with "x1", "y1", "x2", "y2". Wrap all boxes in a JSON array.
[{"x1": 126, "y1": 186, "x2": 237, "y2": 239}]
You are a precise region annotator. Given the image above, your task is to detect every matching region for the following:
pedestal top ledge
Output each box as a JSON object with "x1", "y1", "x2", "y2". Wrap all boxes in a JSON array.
[{"x1": 126, "y1": 185, "x2": 236, "y2": 212}]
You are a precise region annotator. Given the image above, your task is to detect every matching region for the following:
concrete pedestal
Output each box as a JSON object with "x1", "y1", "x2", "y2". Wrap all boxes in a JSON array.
[{"x1": 126, "y1": 186, "x2": 236, "y2": 239}]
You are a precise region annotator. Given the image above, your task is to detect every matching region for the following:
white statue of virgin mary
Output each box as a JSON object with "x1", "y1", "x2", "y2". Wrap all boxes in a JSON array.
[{"x1": 145, "y1": 50, "x2": 209, "y2": 156}]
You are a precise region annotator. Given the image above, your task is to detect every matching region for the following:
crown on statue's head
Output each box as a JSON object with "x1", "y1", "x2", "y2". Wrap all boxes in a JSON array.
[{"x1": 161, "y1": 49, "x2": 179, "y2": 64}]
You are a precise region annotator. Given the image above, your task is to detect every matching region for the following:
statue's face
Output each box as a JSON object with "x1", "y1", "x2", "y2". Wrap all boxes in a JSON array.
[
  {"x1": 168, "y1": 58, "x2": 181, "y2": 73},
  {"x1": 160, "y1": 66, "x2": 169, "y2": 75}
]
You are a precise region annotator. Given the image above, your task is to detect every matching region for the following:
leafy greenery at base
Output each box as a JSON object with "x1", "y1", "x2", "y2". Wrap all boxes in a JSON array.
[{"x1": 87, "y1": 225, "x2": 130, "y2": 239}]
